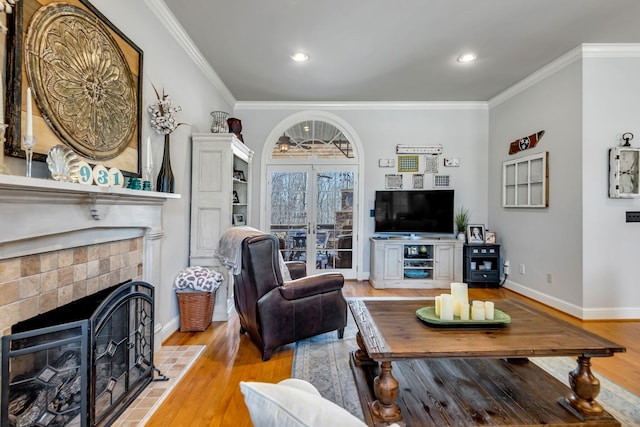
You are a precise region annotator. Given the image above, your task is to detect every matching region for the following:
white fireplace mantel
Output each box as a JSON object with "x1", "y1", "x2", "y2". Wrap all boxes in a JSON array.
[
  {"x1": 0, "y1": 174, "x2": 181, "y2": 348},
  {"x1": 0, "y1": 174, "x2": 180, "y2": 256}
]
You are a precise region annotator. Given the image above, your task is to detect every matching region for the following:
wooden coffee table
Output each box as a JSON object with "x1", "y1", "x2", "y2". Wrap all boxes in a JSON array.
[{"x1": 348, "y1": 298, "x2": 626, "y2": 426}]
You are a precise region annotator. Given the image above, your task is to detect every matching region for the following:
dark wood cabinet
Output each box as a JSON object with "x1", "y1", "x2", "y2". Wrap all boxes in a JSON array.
[{"x1": 463, "y1": 244, "x2": 500, "y2": 287}]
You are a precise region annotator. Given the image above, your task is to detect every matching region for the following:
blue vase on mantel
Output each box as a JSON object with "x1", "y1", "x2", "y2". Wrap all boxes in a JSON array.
[{"x1": 156, "y1": 134, "x2": 175, "y2": 193}]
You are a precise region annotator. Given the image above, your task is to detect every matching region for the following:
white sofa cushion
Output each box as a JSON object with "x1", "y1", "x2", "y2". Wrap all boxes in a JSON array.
[{"x1": 239, "y1": 378, "x2": 366, "y2": 427}]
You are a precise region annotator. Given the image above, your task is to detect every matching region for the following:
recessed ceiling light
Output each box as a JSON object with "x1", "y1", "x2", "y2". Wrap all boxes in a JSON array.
[
  {"x1": 457, "y1": 52, "x2": 477, "y2": 63},
  {"x1": 291, "y1": 52, "x2": 310, "y2": 62}
]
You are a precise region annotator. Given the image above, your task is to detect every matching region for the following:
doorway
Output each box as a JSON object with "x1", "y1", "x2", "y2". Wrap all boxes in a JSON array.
[
  {"x1": 267, "y1": 165, "x2": 356, "y2": 276},
  {"x1": 263, "y1": 118, "x2": 360, "y2": 278}
]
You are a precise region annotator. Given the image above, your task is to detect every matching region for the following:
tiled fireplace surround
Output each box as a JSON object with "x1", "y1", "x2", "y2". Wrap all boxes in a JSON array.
[{"x1": 0, "y1": 174, "x2": 177, "y2": 351}]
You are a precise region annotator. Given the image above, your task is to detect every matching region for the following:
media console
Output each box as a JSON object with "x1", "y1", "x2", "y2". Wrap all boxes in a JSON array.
[{"x1": 369, "y1": 237, "x2": 463, "y2": 289}]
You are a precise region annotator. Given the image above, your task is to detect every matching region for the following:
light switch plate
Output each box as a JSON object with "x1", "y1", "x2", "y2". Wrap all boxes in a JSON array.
[{"x1": 444, "y1": 158, "x2": 460, "y2": 167}]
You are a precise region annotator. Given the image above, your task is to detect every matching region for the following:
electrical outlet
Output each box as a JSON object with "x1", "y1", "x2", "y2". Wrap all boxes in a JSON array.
[
  {"x1": 519, "y1": 264, "x2": 525, "y2": 275},
  {"x1": 547, "y1": 273, "x2": 553, "y2": 284},
  {"x1": 626, "y1": 211, "x2": 640, "y2": 222},
  {"x1": 503, "y1": 260, "x2": 510, "y2": 275}
]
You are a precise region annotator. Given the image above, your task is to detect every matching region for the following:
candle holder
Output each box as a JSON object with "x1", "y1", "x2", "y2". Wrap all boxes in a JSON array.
[
  {"x1": 144, "y1": 165, "x2": 153, "y2": 190},
  {"x1": 24, "y1": 135, "x2": 35, "y2": 177}
]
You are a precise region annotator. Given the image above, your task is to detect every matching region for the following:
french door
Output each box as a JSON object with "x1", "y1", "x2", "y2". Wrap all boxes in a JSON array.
[{"x1": 267, "y1": 165, "x2": 356, "y2": 278}]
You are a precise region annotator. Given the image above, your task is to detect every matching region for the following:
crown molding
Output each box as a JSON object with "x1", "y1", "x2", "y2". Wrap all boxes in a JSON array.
[
  {"x1": 489, "y1": 43, "x2": 640, "y2": 108},
  {"x1": 235, "y1": 101, "x2": 487, "y2": 111},
  {"x1": 144, "y1": 0, "x2": 236, "y2": 107}
]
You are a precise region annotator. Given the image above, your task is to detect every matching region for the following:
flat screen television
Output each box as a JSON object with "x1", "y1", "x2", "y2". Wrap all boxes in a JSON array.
[{"x1": 374, "y1": 190, "x2": 454, "y2": 235}]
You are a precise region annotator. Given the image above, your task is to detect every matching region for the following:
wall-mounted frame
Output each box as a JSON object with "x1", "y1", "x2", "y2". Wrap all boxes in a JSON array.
[
  {"x1": 609, "y1": 146, "x2": 640, "y2": 198},
  {"x1": 502, "y1": 151, "x2": 549, "y2": 208},
  {"x1": 397, "y1": 155, "x2": 418, "y2": 172},
  {"x1": 412, "y1": 174, "x2": 424, "y2": 189},
  {"x1": 385, "y1": 174, "x2": 403, "y2": 189},
  {"x1": 5, "y1": 0, "x2": 143, "y2": 176},
  {"x1": 424, "y1": 155, "x2": 438, "y2": 173}
]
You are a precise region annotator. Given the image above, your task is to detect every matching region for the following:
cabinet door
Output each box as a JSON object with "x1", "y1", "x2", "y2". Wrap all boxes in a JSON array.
[
  {"x1": 383, "y1": 244, "x2": 403, "y2": 279},
  {"x1": 190, "y1": 141, "x2": 231, "y2": 263},
  {"x1": 433, "y1": 244, "x2": 454, "y2": 281}
]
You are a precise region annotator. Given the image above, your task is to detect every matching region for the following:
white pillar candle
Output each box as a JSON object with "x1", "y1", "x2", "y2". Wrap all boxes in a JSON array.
[
  {"x1": 472, "y1": 300, "x2": 484, "y2": 308},
  {"x1": 450, "y1": 282, "x2": 468, "y2": 317},
  {"x1": 440, "y1": 294, "x2": 454, "y2": 320},
  {"x1": 485, "y1": 301, "x2": 495, "y2": 320},
  {"x1": 471, "y1": 305, "x2": 485, "y2": 321},
  {"x1": 435, "y1": 295, "x2": 441, "y2": 317},
  {"x1": 460, "y1": 303, "x2": 470, "y2": 320},
  {"x1": 26, "y1": 87, "x2": 33, "y2": 137}
]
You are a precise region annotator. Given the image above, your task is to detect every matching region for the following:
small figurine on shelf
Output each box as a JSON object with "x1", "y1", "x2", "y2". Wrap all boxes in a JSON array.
[{"x1": 227, "y1": 117, "x2": 244, "y2": 142}]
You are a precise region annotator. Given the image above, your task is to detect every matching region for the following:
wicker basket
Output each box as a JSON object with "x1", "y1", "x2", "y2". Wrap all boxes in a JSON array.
[{"x1": 177, "y1": 290, "x2": 215, "y2": 332}]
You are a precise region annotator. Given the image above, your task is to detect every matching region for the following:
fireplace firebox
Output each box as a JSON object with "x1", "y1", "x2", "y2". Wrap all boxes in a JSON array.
[{"x1": 1, "y1": 281, "x2": 157, "y2": 427}]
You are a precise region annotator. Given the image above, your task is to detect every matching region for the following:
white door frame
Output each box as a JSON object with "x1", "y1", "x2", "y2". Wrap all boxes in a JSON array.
[{"x1": 260, "y1": 111, "x2": 365, "y2": 280}]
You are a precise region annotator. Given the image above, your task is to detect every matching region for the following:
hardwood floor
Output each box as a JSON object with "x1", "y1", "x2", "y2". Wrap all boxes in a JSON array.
[{"x1": 147, "y1": 282, "x2": 640, "y2": 426}]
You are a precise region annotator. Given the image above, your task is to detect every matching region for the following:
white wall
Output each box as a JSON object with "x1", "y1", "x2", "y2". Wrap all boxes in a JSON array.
[
  {"x1": 88, "y1": 0, "x2": 234, "y2": 339},
  {"x1": 489, "y1": 57, "x2": 584, "y2": 315},
  {"x1": 582, "y1": 55, "x2": 640, "y2": 318},
  {"x1": 489, "y1": 46, "x2": 640, "y2": 319},
  {"x1": 235, "y1": 104, "x2": 489, "y2": 276}
]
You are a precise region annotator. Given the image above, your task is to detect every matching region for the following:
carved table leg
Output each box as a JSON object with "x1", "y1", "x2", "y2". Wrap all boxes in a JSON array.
[
  {"x1": 560, "y1": 356, "x2": 604, "y2": 418},
  {"x1": 371, "y1": 361, "x2": 403, "y2": 423}
]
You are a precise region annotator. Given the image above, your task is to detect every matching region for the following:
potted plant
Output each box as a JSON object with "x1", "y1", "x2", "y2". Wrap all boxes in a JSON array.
[{"x1": 454, "y1": 207, "x2": 470, "y2": 241}]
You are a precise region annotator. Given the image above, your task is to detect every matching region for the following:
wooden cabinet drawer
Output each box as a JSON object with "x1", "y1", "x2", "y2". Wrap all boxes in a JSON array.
[{"x1": 469, "y1": 270, "x2": 499, "y2": 282}]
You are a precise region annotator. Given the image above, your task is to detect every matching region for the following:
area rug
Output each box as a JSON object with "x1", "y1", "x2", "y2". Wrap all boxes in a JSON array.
[
  {"x1": 112, "y1": 345, "x2": 206, "y2": 427},
  {"x1": 292, "y1": 306, "x2": 640, "y2": 425}
]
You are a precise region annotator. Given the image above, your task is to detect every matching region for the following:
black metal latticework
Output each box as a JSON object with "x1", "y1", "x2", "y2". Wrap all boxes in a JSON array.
[{"x1": 1, "y1": 281, "x2": 155, "y2": 427}]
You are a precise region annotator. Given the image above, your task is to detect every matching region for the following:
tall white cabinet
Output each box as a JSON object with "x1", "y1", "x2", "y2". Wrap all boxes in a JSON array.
[{"x1": 190, "y1": 133, "x2": 254, "y2": 320}]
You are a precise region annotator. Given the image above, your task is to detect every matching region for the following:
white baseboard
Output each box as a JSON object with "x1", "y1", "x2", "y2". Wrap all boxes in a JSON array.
[
  {"x1": 155, "y1": 317, "x2": 179, "y2": 346},
  {"x1": 504, "y1": 280, "x2": 640, "y2": 320}
]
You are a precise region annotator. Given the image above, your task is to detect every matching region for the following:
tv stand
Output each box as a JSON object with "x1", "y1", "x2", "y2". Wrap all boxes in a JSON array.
[{"x1": 369, "y1": 237, "x2": 463, "y2": 289}]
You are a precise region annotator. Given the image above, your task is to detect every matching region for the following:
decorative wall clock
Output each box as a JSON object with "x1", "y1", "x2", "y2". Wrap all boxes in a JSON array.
[{"x1": 609, "y1": 146, "x2": 640, "y2": 198}]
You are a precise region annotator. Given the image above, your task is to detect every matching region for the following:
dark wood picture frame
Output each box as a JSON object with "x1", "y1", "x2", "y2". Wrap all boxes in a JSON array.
[{"x1": 5, "y1": 0, "x2": 144, "y2": 176}]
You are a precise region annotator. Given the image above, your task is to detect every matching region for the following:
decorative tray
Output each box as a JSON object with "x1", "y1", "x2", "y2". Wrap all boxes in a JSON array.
[
  {"x1": 415, "y1": 306, "x2": 511, "y2": 328},
  {"x1": 404, "y1": 270, "x2": 430, "y2": 279}
]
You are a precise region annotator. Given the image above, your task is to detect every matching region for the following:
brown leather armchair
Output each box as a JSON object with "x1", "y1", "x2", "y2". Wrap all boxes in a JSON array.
[{"x1": 234, "y1": 233, "x2": 347, "y2": 361}]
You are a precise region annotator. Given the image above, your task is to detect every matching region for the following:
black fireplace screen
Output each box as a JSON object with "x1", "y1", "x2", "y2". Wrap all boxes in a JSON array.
[{"x1": 1, "y1": 281, "x2": 155, "y2": 427}]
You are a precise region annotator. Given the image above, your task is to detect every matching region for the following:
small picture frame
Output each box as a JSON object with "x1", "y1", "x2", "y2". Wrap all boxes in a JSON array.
[
  {"x1": 385, "y1": 174, "x2": 403, "y2": 189},
  {"x1": 466, "y1": 224, "x2": 485, "y2": 244},
  {"x1": 412, "y1": 174, "x2": 424, "y2": 189},
  {"x1": 484, "y1": 231, "x2": 496, "y2": 244},
  {"x1": 233, "y1": 213, "x2": 246, "y2": 226},
  {"x1": 233, "y1": 170, "x2": 245, "y2": 181},
  {"x1": 233, "y1": 190, "x2": 240, "y2": 203}
]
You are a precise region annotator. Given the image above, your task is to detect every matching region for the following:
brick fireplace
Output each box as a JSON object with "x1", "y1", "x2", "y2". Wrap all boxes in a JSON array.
[
  {"x1": 0, "y1": 174, "x2": 177, "y2": 365},
  {"x1": 0, "y1": 174, "x2": 177, "y2": 426}
]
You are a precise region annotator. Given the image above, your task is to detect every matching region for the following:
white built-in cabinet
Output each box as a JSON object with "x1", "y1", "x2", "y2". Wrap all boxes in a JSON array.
[
  {"x1": 189, "y1": 133, "x2": 254, "y2": 320},
  {"x1": 369, "y1": 237, "x2": 463, "y2": 289}
]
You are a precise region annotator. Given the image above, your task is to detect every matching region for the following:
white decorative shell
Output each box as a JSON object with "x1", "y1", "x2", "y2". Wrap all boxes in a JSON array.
[{"x1": 46, "y1": 145, "x2": 81, "y2": 182}]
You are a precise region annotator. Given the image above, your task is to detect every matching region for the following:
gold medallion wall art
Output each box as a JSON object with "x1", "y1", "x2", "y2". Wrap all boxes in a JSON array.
[{"x1": 5, "y1": 0, "x2": 143, "y2": 175}]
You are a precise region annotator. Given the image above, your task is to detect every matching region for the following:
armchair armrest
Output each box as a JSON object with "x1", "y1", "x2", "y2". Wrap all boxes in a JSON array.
[
  {"x1": 285, "y1": 261, "x2": 306, "y2": 280},
  {"x1": 278, "y1": 273, "x2": 344, "y2": 300}
]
